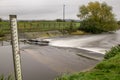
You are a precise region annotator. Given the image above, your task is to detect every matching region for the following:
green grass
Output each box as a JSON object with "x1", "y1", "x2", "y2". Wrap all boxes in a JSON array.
[
  {"x1": 56, "y1": 45, "x2": 120, "y2": 80},
  {"x1": 0, "y1": 21, "x2": 80, "y2": 34},
  {"x1": 104, "y1": 46, "x2": 120, "y2": 59}
]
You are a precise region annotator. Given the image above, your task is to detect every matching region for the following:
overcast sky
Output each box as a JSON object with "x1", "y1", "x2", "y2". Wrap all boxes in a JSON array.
[{"x1": 0, "y1": 0, "x2": 120, "y2": 20}]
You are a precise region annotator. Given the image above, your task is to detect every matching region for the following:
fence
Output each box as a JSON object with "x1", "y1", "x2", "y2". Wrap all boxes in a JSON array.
[{"x1": 0, "y1": 21, "x2": 80, "y2": 34}]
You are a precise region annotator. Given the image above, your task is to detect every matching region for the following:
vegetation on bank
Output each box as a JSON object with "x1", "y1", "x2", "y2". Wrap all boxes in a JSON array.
[
  {"x1": 77, "y1": 1, "x2": 119, "y2": 34},
  {"x1": 55, "y1": 45, "x2": 120, "y2": 80},
  {"x1": 104, "y1": 45, "x2": 120, "y2": 59},
  {"x1": 0, "y1": 21, "x2": 80, "y2": 36}
]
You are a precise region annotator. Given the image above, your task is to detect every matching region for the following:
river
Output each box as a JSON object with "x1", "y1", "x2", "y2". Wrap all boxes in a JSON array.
[{"x1": 0, "y1": 30, "x2": 120, "y2": 80}]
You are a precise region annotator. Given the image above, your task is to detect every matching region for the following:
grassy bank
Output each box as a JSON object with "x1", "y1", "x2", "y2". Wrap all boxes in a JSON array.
[{"x1": 56, "y1": 45, "x2": 120, "y2": 80}]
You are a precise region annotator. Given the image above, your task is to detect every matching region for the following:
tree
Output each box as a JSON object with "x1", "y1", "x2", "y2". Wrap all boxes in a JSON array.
[
  {"x1": 118, "y1": 21, "x2": 120, "y2": 25},
  {"x1": 56, "y1": 19, "x2": 63, "y2": 22},
  {"x1": 77, "y1": 1, "x2": 119, "y2": 33},
  {"x1": 0, "y1": 18, "x2": 4, "y2": 37}
]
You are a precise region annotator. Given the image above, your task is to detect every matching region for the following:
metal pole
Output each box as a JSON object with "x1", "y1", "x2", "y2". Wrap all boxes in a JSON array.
[
  {"x1": 63, "y1": 4, "x2": 65, "y2": 21},
  {"x1": 9, "y1": 15, "x2": 22, "y2": 80}
]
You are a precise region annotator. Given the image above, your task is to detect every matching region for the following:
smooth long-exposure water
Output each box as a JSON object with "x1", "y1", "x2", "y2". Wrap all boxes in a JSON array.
[
  {"x1": 0, "y1": 30, "x2": 120, "y2": 80},
  {"x1": 50, "y1": 30, "x2": 120, "y2": 54},
  {"x1": 0, "y1": 45, "x2": 99, "y2": 80}
]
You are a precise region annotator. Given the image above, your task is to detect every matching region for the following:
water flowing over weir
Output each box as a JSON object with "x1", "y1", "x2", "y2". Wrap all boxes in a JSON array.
[
  {"x1": 0, "y1": 30, "x2": 120, "y2": 80},
  {"x1": 49, "y1": 30, "x2": 120, "y2": 54},
  {"x1": 49, "y1": 35, "x2": 107, "y2": 54}
]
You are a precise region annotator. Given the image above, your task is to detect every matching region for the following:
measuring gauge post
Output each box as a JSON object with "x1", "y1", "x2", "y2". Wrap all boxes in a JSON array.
[{"x1": 10, "y1": 15, "x2": 23, "y2": 80}]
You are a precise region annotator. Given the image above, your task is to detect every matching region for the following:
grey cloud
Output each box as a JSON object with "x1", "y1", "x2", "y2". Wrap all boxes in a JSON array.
[{"x1": 0, "y1": 0, "x2": 120, "y2": 20}]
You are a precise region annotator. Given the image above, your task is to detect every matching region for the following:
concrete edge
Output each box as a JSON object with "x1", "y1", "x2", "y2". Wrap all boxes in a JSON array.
[{"x1": 76, "y1": 53, "x2": 103, "y2": 61}]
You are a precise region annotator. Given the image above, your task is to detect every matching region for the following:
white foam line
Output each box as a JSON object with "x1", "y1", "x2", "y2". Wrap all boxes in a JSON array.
[
  {"x1": 49, "y1": 35, "x2": 108, "y2": 54},
  {"x1": 76, "y1": 47, "x2": 107, "y2": 54}
]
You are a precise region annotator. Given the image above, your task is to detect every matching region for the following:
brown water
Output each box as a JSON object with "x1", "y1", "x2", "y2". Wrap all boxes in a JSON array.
[
  {"x1": 2, "y1": 30, "x2": 120, "y2": 80},
  {"x1": 0, "y1": 44, "x2": 99, "y2": 80}
]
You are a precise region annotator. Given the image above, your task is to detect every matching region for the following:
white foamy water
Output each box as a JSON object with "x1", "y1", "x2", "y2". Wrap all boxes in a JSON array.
[
  {"x1": 49, "y1": 31, "x2": 120, "y2": 54},
  {"x1": 77, "y1": 47, "x2": 107, "y2": 54},
  {"x1": 49, "y1": 35, "x2": 105, "y2": 47}
]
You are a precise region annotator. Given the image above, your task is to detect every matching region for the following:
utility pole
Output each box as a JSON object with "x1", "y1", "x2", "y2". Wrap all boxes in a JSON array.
[
  {"x1": 10, "y1": 15, "x2": 22, "y2": 80},
  {"x1": 63, "y1": 4, "x2": 65, "y2": 21}
]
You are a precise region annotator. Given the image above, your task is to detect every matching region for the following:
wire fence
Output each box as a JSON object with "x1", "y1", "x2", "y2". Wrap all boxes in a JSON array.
[{"x1": 0, "y1": 21, "x2": 80, "y2": 33}]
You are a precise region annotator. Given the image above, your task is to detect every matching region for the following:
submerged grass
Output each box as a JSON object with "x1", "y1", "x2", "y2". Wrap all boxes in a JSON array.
[
  {"x1": 0, "y1": 75, "x2": 14, "y2": 80},
  {"x1": 56, "y1": 45, "x2": 120, "y2": 80}
]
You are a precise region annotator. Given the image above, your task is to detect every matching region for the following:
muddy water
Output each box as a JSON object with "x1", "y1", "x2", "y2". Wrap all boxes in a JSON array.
[
  {"x1": 0, "y1": 45, "x2": 99, "y2": 80},
  {"x1": 1, "y1": 30, "x2": 120, "y2": 80}
]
